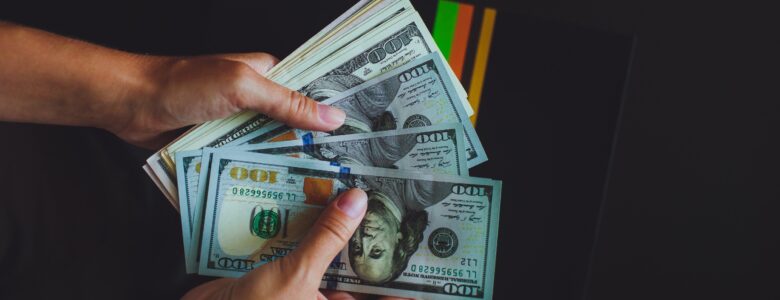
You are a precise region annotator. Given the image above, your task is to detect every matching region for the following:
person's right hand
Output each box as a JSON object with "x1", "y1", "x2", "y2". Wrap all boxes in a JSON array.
[
  {"x1": 182, "y1": 188, "x2": 411, "y2": 300},
  {"x1": 108, "y1": 52, "x2": 346, "y2": 148}
]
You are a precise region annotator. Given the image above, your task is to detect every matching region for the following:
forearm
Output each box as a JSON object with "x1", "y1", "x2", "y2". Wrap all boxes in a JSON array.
[{"x1": 0, "y1": 22, "x2": 164, "y2": 132}]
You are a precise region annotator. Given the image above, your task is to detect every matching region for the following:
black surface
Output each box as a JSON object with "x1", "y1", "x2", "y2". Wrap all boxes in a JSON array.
[
  {"x1": 580, "y1": 2, "x2": 780, "y2": 299},
  {"x1": 1, "y1": 0, "x2": 776, "y2": 299},
  {"x1": 466, "y1": 14, "x2": 631, "y2": 300}
]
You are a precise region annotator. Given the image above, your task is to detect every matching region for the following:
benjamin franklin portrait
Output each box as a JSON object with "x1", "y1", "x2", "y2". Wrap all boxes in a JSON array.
[
  {"x1": 347, "y1": 177, "x2": 453, "y2": 284},
  {"x1": 302, "y1": 73, "x2": 403, "y2": 136}
]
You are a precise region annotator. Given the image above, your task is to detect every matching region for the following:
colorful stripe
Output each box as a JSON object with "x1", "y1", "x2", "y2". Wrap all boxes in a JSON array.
[
  {"x1": 449, "y1": 4, "x2": 474, "y2": 79},
  {"x1": 434, "y1": 1, "x2": 497, "y2": 125},
  {"x1": 468, "y1": 8, "x2": 496, "y2": 124},
  {"x1": 432, "y1": 0, "x2": 459, "y2": 60}
]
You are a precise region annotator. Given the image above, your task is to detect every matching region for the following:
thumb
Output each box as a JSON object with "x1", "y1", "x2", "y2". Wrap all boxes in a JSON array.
[
  {"x1": 286, "y1": 188, "x2": 367, "y2": 281},
  {"x1": 239, "y1": 68, "x2": 346, "y2": 132}
]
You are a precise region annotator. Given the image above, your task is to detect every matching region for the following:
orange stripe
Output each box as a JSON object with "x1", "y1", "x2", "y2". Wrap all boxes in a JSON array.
[
  {"x1": 269, "y1": 130, "x2": 299, "y2": 142},
  {"x1": 449, "y1": 3, "x2": 474, "y2": 79},
  {"x1": 469, "y1": 8, "x2": 497, "y2": 125}
]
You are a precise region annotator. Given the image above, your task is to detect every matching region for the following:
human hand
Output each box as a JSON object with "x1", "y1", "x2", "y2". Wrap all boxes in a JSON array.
[
  {"x1": 1, "y1": 25, "x2": 342, "y2": 146},
  {"x1": 108, "y1": 53, "x2": 346, "y2": 148},
  {"x1": 181, "y1": 188, "x2": 410, "y2": 300}
]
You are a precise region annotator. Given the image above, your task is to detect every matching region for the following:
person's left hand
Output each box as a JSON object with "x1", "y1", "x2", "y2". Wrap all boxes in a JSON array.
[
  {"x1": 182, "y1": 188, "x2": 410, "y2": 300},
  {"x1": 1, "y1": 24, "x2": 343, "y2": 149},
  {"x1": 109, "y1": 52, "x2": 345, "y2": 148}
]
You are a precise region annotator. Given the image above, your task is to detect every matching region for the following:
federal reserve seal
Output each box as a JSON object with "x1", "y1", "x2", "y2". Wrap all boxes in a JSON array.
[
  {"x1": 403, "y1": 114, "x2": 432, "y2": 128},
  {"x1": 250, "y1": 207, "x2": 280, "y2": 239},
  {"x1": 428, "y1": 227, "x2": 458, "y2": 258}
]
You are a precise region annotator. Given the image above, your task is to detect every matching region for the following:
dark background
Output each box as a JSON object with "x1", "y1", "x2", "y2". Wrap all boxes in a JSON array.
[{"x1": 1, "y1": 0, "x2": 777, "y2": 299}]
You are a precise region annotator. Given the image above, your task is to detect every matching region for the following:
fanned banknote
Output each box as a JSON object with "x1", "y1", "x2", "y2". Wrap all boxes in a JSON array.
[
  {"x1": 199, "y1": 152, "x2": 501, "y2": 299},
  {"x1": 183, "y1": 124, "x2": 470, "y2": 273},
  {"x1": 231, "y1": 53, "x2": 487, "y2": 167},
  {"x1": 235, "y1": 123, "x2": 468, "y2": 175}
]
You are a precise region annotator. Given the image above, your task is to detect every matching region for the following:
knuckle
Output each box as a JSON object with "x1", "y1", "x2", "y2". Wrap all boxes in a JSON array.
[
  {"x1": 226, "y1": 61, "x2": 256, "y2": 83},
  {"x1": 256, "y1": 52, "x2": 279, "y2": 66},
  {"x1": 283, "y1": 90, "x2": 315, "y2": 122},
  {"x1": 245, "y1": 52, "x2": 278, "y2": 74}
]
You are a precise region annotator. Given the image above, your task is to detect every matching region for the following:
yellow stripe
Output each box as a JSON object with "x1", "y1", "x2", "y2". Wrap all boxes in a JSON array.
[{"x1": 468, "y1": 8, "x2": 497, "y2": 125}]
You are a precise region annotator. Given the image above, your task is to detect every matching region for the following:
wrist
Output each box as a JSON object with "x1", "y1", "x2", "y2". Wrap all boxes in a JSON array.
[{"x1": 102, "y1": 54, "x2": 171, "y2": 145}]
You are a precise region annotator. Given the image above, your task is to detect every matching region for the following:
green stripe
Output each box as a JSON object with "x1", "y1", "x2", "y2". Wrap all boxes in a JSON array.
[{"x1": 432, "y1": 0, "x2": 459, "y2": 59}]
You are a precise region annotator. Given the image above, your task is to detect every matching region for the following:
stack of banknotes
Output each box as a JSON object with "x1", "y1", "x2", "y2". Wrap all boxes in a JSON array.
[{"x1": 142, "y1": 0, "x2": 502, "y2": 299}]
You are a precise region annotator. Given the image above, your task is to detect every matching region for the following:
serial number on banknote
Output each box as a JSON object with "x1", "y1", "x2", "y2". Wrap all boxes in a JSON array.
[
  {"x1": 409, "y1": 265, "x2": 478, "y2": 279},
  {"x1": 230, "y1": 186, "x2": 298, "y2": 201}
]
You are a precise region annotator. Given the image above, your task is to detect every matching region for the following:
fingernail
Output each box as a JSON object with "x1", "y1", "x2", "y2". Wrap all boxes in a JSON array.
[
  {"x1": 318, "y1": 104, "x2": 346, "y2": 127},
  {"x1": 336, "y1": 189, "x2": 367, "y2": 219}
]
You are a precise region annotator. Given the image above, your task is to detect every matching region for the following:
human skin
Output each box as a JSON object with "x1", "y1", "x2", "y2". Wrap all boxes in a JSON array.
[
  {"x1": 0, "y1": 21, "x2": 345, "y2": 148},
  {"x1": 0, "y1": 22, "x2": 411, "y2": 299}
]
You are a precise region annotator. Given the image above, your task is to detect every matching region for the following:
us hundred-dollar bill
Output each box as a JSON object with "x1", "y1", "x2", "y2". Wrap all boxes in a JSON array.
[
  {"x1": 184, "y1": 124, "x2": 470, "y2": 272},
  {"x1": 285, "y1": 11, "x2": 469, "y2": 107},
  {"x1": 198, "y1": 152, "x2": 501, "y2": 300},
  {"x1": 232, "y1": 53, "x2": 487, "y2": 167},
  {"x1": 271, "y1": 0, "x2": 415, "y2": 85},
  {"x1": 235, "y1": 124, "x2": 469, "y2": 176}
]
